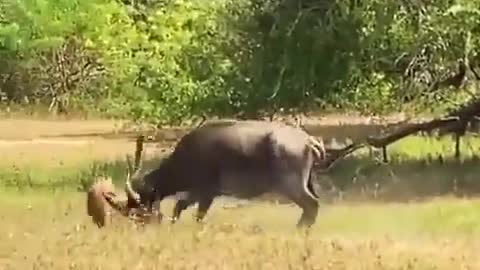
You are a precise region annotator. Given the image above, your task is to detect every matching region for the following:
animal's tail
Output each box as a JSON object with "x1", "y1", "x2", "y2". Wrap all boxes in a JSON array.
[
  {"x1": 307, "y1": 136, "x2": 326, "y2": 161},
  {"x1": 302, "y1": 138, "x2": 324, "y2": 201}
]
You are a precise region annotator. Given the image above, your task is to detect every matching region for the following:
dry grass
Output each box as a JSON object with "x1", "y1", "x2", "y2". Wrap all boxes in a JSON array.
[{"x1": 1, "y1": 193, "x2": 480, "y2": 269}]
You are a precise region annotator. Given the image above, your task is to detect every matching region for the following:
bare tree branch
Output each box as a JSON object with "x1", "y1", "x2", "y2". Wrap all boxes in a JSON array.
[{"x1": 366, "y1": 117, "x2": 459, "y2": 148}]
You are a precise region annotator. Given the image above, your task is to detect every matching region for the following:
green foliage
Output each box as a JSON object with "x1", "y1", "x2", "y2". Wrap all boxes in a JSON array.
[
  {"x1": 241, "y1": 0, "x2": 480, "y2": 115},
  {"x1": 1, "y1": 0, "x2": 480, "y2": 122}
]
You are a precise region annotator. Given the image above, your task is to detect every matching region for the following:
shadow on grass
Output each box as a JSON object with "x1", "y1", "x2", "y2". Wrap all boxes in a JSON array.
[
  {"x1": 321, "y1": 155, "x2": 480, "y2": 202},
  {"x1": 1, "y1": 150, "x2": 480, "y2": 204}
]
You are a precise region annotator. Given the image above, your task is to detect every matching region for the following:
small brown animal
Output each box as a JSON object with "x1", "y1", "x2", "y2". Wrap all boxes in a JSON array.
[
  {"x1": 86, "y1": 176, "x2": 122, "y2": 228},
  {"x1": 88, "y1": 177, "x2": 164, "y2": 227}
]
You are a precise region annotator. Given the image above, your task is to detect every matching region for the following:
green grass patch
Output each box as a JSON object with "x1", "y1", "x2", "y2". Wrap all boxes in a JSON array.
[{"x1": 385, "y1": 134, "x2": 480, "y2": 161}]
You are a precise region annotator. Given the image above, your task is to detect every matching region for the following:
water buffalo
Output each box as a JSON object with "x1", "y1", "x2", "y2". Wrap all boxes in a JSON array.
[{"x1": 112, "y1": 120, "x2": 359, "y2": 228}]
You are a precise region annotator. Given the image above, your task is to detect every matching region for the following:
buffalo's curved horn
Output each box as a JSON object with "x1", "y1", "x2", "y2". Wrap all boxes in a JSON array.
[
  {"x1": 133, "y1": 135, "x2": 144, "y2": 171},
  {"x1": 125, "y1": 172, "x2": 140, "y2": 203},
  {"x1": 123, "y1": 135, "x2": 145, "y2": 204},
  {"x1": 125, "y1": 154, "x2": 140, "y2": 204}
]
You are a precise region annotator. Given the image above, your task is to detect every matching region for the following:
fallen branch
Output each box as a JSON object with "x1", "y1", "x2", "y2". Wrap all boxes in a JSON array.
[
  {"x1": 365, "y1": 117, "x2": 460, "y2": 148},
  {"x1": 315, "y1": 142, "x2": 368, "y2": 172}
]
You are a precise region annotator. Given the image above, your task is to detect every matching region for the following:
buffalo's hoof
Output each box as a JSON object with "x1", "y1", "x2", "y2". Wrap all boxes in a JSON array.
[{"x1": 195, "y1": 217, "x2": 207, "y2": 224}]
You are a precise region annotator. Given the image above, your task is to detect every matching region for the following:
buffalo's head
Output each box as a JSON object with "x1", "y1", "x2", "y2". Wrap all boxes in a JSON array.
[
  {"x1": 103, "y1": 135, "x2": 164, "y2": 224},
  {"x1": 102, "y1": 167, "x2": 162, "y2": 225},
  {"x1": 123, "y1": 156, "x2": 156, "y2": 211}
]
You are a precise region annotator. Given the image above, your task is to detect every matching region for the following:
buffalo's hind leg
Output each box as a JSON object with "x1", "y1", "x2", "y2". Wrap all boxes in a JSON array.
[
  {"x1": 294, "y1": 193, "x2": 318, "y2": 228},
  {"x1": 277, "y1": 170, "x2": 319, "y2": 228}
]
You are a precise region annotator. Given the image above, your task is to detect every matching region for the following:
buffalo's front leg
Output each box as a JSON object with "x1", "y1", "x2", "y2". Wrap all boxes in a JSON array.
[
  {"x1": 195, "y1": 196, "x2": 215, "y2": 223},
  {"x1": 172, "y1": 192, "x2": 197, "y2": 223}
]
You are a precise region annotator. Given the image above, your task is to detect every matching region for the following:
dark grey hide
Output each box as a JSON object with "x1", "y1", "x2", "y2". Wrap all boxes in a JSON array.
[{"x1": 126, "y1": 120, "x2": 324, "y2": 228}]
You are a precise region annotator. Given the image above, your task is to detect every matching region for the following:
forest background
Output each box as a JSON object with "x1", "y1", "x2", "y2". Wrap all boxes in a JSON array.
[{"x1": 2, "y1": 0, "x2": 479, "y2": 125}]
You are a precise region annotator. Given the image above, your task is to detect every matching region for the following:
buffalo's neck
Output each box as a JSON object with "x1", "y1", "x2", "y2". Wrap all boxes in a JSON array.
[{"x1": 143, "y1": 157, "x2": 182, "y2": 200}]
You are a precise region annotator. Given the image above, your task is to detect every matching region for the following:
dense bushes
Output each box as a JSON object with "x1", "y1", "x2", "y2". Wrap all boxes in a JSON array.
[{"x1": 1, "y1": 0, "x2": 480, "y2": 124}]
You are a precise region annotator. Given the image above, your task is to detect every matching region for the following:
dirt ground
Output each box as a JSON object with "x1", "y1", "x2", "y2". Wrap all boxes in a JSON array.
[
  {"x1": 0, "y1": 113, "x2": 412, "y2": 139},
  {"x1": 0, "y1": 115, "x2": 392, "y2": 165},
  {"x1": 0, "y1": 119, "x2": 156, "y2": 166}
]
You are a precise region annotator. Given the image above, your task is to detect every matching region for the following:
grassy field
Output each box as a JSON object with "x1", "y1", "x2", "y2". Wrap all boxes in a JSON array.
[
  {"x1": 2, "y1": 193, "x2": 480, "y2": 269},
  {"x1": 1, "y1": 119, "x2": 480, "y2": 269}
]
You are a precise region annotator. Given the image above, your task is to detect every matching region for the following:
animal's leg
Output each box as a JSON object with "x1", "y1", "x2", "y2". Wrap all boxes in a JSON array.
[
  {"x1": 94, "y1": 217, "x2": 105, "y2": 228},
  {"x1": 151, "y1": 202, "x2": 164, "y2": 223},
  {"x1": 195, "y1": 195, "x2": 215, "y2": 223},
  {"x1": 108, "y1": 211, "x2": 113, "y2": 226},
  {"x1": 294, "y1": 193, "x2": 318, "y2": 228},
  {"x1": 172, "y1": 195, "x2": 197, "y2": 223},
  {"x1": 277, "y1": 170, "x2": 319, "y2": 228}
]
